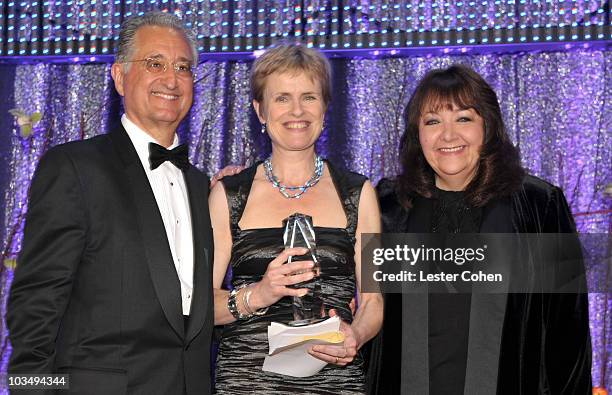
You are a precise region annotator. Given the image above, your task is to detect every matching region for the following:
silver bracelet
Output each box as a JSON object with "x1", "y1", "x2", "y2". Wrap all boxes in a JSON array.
[
  {"x1": 227, "y1": 287, "x2": 241, "y2": 320},
  {"x1": 242, "y1": 285, "x2": 254, "y2": 315},
  {"x1": 227, "y1": 285, "x2": 248, "y2": 320},
  {"x1": 244, "y1": 286, "x2": 269, "y2": 316}
]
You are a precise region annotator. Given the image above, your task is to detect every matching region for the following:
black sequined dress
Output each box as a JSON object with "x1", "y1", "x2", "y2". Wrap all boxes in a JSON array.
[{"x1": 214, "y1": 161, "x2": 367, "y2": 395}]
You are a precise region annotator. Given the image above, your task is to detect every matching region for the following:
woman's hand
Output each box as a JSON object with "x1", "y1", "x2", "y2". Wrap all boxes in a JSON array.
[
  {"x1": 308, "y1": 309, "x2": 360, "y2": 366},
  {"x1": 248, "y1": 247, "x2": 316, "y2": 310}
]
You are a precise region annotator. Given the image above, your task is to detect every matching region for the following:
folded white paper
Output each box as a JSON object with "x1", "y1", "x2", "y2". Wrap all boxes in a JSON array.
[{"x1": 262, "y1": 316, "x2": 343, "y2": 377}]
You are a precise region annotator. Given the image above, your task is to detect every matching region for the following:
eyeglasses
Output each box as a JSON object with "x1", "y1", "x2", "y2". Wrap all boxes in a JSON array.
[{"x1": 124, "y1": 57, "x2": 194, "y2": 78}]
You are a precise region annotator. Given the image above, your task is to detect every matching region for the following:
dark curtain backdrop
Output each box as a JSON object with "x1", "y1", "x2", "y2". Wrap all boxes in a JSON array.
[{"x1": 0, "y1": 49, "x2": 610, "y2": 391}]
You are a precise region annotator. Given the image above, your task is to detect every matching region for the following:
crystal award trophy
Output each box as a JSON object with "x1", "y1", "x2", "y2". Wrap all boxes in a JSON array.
[{"x1": 283, "y1": 213, "x2": 325, "y2": 326}]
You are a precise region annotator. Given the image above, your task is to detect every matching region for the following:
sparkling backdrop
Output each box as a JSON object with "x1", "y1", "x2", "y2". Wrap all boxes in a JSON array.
[
  {"x1": 0, "y1": 0, "x2": 608, "y2": 55},
  {"x1": 0, "y1": 49, "x2": 610, "y2": 391},
  {"x1": 0, "y1": 63, "x2": 113, "y2": 386}
]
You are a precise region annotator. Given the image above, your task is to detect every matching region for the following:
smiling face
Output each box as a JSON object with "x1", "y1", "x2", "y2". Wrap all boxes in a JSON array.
[
  {"x1": 111, "y1": 25, "x2": 193, "y2": 139},
  {"x1": 418, "y1": 103, "x2": 484, "y2": 191},
  {"x1": 253, "y1": 71, "x2": 325, "y2": 153}
]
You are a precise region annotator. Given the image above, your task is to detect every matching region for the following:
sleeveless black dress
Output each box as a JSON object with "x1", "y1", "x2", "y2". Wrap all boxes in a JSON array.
[{"x1": 214, "y1": 161, "x2": 367, "y2": 395}]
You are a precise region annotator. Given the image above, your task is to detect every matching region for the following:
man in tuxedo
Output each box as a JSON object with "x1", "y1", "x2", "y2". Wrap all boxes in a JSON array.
[{"x1": 7, "y1": 11, "x2": 213, "y2": 394}]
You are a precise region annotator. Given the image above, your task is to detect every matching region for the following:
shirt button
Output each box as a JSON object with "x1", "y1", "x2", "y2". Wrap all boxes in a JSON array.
[
  {"x1": 170, "y1": 182, "x2": 174, "y2": 186},
  {"x1": 187, "y1": 294, "x2": 191, "y2": 299}
]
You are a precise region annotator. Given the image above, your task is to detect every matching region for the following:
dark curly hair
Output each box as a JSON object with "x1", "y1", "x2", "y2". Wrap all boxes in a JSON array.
[{"x1": 397, "y1": 64, "x2": 525, "y2": 208}]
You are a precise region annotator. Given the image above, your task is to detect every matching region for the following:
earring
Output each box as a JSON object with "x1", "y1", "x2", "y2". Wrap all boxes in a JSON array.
[
  {"x1": 321, "y1": 121, "x2": 326, "y2": 131},
  {"x1": 261, "y1": 123, "x2": 267, "y2": 134}
]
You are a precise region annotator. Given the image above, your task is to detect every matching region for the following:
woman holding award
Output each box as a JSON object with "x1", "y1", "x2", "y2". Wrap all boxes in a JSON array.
[
  {"x1": 369, "y1": 65, "x2": 591, "y2": 394},
  {"x1": 210, "y1": 43, "x2": 383, "y2": 394}
]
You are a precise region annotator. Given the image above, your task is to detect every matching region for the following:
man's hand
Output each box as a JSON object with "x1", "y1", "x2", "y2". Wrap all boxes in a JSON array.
[{"x1": 210, "y1": 165, "x2": 245, "y2": 188}]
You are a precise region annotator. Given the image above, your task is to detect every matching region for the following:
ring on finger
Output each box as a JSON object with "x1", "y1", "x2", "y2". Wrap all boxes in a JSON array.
[{"x1": 334, "y1": 356, "x2": 339, "y2": 364}]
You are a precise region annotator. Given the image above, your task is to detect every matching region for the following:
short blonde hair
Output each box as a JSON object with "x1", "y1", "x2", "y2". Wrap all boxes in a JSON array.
[{"x1": 250, "y1": 43, "x2": 332, "y2": 110}]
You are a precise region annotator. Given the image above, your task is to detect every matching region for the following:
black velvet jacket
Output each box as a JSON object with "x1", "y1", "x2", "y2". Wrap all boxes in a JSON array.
[{"x1": 367, "y1": 175, "x2": 592, "y2": 395}]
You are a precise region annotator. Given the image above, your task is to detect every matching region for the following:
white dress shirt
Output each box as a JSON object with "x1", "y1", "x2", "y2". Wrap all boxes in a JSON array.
[{"x1": 122, "y1": 114, "x2": 194, "y2": 315}]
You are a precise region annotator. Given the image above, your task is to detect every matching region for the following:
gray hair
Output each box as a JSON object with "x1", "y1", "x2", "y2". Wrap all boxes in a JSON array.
[{"x1": 115, "y1": 11, "x2": 198, "y2": 68}]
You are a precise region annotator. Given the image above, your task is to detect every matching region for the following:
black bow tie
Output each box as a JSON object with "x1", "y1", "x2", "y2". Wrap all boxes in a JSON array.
[{"x1": 148, "y1": 142, "x2": 190, "y2": 171}]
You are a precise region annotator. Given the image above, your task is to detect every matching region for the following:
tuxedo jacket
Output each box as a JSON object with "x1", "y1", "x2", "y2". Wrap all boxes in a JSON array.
[
  {"x1": 367, "y1": 175, "x2": 592, "y2": 395},
  {"x1": 7, "y1": 127, "x2": 214, "y2": 395}
]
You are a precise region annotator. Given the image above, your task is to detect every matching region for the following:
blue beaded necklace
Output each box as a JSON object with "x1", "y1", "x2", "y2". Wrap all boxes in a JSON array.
[{"x1": 263, "y1": 155, "x2": 324, "y2": 199}]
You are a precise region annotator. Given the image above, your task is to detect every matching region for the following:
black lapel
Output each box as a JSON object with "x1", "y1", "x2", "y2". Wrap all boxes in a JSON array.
[
  {"x1": 183, "y1": 166, "x2": 211, "y2": 344},
  {"x1": 109, "y1": 127, "x2": 184, "y2": 339},
  {"x1": 401, "y1": 197, "x2": 432, "y2": 395},
  {"x1": 401, "y1": 291, "x2": 429, "y2": 394},
  {"x1": 463, "y1": 197, "x2": 513, "y2": 395}
]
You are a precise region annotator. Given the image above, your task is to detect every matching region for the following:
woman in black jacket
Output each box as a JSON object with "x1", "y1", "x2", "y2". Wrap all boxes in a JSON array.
[{"x1": 368, "y1": 64, "x2": 592, "y2": 394}]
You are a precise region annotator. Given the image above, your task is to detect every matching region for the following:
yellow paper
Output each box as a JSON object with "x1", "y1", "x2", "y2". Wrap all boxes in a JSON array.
[{"x1": 300, "y1": 331, "x2": 344, "y2": 344}]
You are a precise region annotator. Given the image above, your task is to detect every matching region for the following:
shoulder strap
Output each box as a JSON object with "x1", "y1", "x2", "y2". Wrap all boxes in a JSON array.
[
  {"x1": 220, "y1": 163, "x2": 259, "y2": 237},
  {"x1": 326, "y1": 160, "x2": 367, "y2": 239}
]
